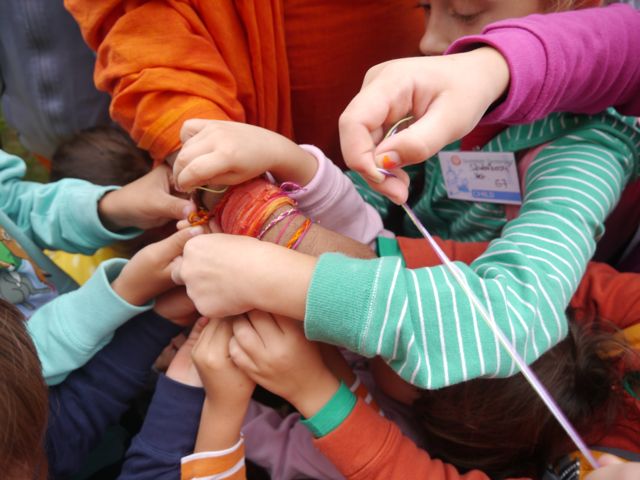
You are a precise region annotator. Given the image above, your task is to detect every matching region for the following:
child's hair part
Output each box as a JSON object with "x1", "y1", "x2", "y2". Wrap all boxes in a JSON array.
[
  {"x1": 0, "y1": 299, "x2": 48, "y2": 478},
  {"x1": 51, "y1": 126, "x2": 152, "y2": 186},
  {"x1": 413, "y1": 321, "x2": 635, "y2": 479}
]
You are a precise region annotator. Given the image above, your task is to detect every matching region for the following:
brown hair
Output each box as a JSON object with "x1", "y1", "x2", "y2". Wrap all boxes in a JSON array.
[
  {"x1": 0, "y1": 299, "x2": 48, "y2": 478},
  {"x1": 413, "y1": 322, "x2": 636, "y2": 479},
  {"x1": 51, "y1": 126, "x2": 152, "y2": 186}
]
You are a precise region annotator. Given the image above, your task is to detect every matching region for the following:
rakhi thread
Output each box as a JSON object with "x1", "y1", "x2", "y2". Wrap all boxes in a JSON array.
[{"x1": 377, "y1": 115, "x2": 599, "y2": 470}]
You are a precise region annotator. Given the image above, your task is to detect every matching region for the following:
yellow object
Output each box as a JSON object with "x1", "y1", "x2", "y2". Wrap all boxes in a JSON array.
[{"x1": 46, "y1": 244, "x2": 131, "y2": 285}]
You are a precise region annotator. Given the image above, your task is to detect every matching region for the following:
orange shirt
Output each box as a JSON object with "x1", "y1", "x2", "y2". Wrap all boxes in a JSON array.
[{"x1": 64, "y1": 0, "x2": 423, "y2": 165}]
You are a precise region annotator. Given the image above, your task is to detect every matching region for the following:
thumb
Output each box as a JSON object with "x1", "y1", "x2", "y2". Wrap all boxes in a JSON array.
[
  {"x1": 160, "y1": 193, "x2": 195, "y2": 222},
  {"x1": 180, "y1": 118, "x2": 214, "y2": 143},
  {"x1": 374, "y1": 96, "x2": 472, "y2": 168}
]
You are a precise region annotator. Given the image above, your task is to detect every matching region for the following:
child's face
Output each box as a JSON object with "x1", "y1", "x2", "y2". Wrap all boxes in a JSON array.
[{"x1": 417, "y1": 0, "x2": 546, "y2": 55}]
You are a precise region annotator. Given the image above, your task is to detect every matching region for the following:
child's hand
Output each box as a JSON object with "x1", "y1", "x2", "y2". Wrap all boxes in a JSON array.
[
  {"x1": 191, "y1": 316, "x2": 255, "y2": 451},
  {"x1": 339, "y1": 48, "x2": 509, "y2": 203},
  {"x1": 586, "y1": 455, "x2": 640, "y2": 480},
  {"x1": 229, "y1": 310, "x2": 339, "y2": 418},
  {"x1": 173, "y1": 119, "x2": 318, "y2": 192},
  {"x1": 165, "y1": 317, "x2": 209, "y2": 387},
  {"x1": 191, "y1": 317, "x2": 255, "y2": 407},
  {"x1": 171, "y1": 234, "x2": 315, "y2": 320},
  {"x1": 112, "y1": 226, "x2": 203, "y2": 306},
  {"x1": 98, "y1": 163, "x2": 194, "y2": 231}
]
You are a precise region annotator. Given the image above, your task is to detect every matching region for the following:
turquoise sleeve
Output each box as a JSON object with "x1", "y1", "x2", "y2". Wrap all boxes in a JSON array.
[
  {"x1": 0, "y1": 150, "x2": 140, "y2": 253},
  {"x1": 300, "y1": 382, "x2": 357, "y2": 438},
  {"x1": 27, "y1": 258, "x2": 153, "y2": 385}
]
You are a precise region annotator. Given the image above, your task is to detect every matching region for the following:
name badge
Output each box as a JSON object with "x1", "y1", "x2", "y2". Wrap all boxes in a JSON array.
[{"x1": 437, "y1": 151, "x2": 522, "y2": 205}]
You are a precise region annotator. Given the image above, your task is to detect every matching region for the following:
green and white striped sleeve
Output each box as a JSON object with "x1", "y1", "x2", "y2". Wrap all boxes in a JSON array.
[{"x1": 305, "y1": 123, "x2": 639, "y2": 389}]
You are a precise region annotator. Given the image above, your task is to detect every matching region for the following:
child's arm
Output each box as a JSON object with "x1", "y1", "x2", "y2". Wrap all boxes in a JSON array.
[
  {"x1": 28, "y1": 226, "x2": 202, "y2": 385},
  {"x1": 0, "y1": 151, "x2": 191, "y2": 252},
  {"x1": 119, "y1": 319, "x2": 207, "y2": 480},
  {"x1": 46, "y1": 310, "x2": 183, "y2": 479},
  {"x1": 174, "y1": 113, "x2": 640, "y2": 390},
  {"x1": 229, "y1": 311, "x2": 491, "y2": 480},
  {"x1": 340, "y1": 4, "x2": 640, "y2": 199},
  {"x1": 179, "y1": 317, "x2": 256, "y2": 480},
  {"x1": 173, "y1": 120, "x2": 385, "y2": 245}
]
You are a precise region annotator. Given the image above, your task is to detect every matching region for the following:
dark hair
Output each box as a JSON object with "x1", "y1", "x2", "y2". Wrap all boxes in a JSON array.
[
  {"x1": 0, "y1": 299, "x2": 48, "y2": 478},
  {"x1": 51, "y1": 126, "x2": 152, "y2": 186},
  {"x1": 413, "y1": 322, "x2": 636, "y2": 479}
]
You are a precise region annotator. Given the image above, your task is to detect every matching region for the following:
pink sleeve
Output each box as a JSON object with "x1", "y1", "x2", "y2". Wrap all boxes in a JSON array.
[
  {"x1": 290, "y1": 145, "x2": 386, "y2": 246},
  {"x1": 241, "y1": 400, "x2": 343, "y2": 480},
  {"x1": 447, "y1": 4, "x2": 640, "y2": 124}
]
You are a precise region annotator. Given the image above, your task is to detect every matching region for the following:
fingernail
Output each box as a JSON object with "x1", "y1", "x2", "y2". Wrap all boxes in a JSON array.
[
  {"x1": 375, "y1": 152, "x2": 401, "y2": 170},
  {"x1": 189, "y1": 226, "x2": 204, "y2": 236},
  {"x1": 365, "y1": 170, "x2": 386, "y2": 184}
]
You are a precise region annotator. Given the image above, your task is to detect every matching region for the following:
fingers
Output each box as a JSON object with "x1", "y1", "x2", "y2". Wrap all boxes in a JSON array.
[
  {"x1": 228, "y1": 336, "x2": 259, "y2": 372},
  {"x1": 174, "y1": 152, "x2": 232, "y2": 192},
  {"x1": 375, "y1": 96, "x2": 473, "y2": 168},
  {"x1": 148, "y1": 226, "x2": 204, "y2": 267},
  {"x1": 170, "y1": 255, "x2": 184, "y2": 285},
  {"x1": 180, "y1": 118, "x2": 215, "y2": 143},
  {"x1": 245, "y1": 310, "x2": 284, "y2": 343},
  {"x1": 231, "y1": 314, "x2": 267, "y2": 352},
  {"x1": 186, "y1": 317, "x2": 210, "y2": 343}
]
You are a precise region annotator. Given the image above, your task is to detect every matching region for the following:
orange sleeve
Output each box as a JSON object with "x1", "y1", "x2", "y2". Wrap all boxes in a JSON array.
[
  {"x1": 181, "y1": 440, "x2": 246, "y2": 480},
  {"x1": 64, "y1": 1, "x2": 290, "y2": 163},
  {"x1": 314, "y1": 399, "x2": 512, "y2": 480},
  {"x1": 569, "y1": 261, "x2": 640, "y2": 330},
  {"x1": 397, "y1": 236, "x2": 490, "y2": 269}
]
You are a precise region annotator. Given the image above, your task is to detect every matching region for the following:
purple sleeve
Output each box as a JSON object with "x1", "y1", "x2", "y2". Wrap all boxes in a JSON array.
[
  {"x1": 290, "y1": 145, "x2": 385, "y2": 246},
  {"x1": 242, "y1": 400, "x2": 344, "y2": 479},
  {"x1": 447, "y1": 4, "x2": 640, "y2": 123}
]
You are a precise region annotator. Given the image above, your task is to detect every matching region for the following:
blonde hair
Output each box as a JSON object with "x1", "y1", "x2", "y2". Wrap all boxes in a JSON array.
[{"x1": 546, "y1": 0, "x2": 603, "y2": 11}]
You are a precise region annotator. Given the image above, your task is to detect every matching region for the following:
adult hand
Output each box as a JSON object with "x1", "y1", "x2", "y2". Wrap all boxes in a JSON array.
[{"x1": 339, "y1": 47, "x2": 509, "y2": 204}]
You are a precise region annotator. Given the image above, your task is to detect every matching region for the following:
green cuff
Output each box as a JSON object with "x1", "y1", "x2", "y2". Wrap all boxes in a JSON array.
[
  {"x1": 301, "y1": 382, "x2": 356, "y2": 438},
  {"x1": 376, "y1": 236, "x2": 406, "y2": 266}
]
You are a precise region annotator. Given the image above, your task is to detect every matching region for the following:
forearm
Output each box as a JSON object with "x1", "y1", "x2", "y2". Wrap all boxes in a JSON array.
[
  {"x1": 448, "y1": 4, "x2": 640, "y2": 123},
  {"x1": 28, "y1": 259, "x2": 153, "y2": 385},
  {"x1": 195, "y1": 399, "x2": 248, "y2": 452}
]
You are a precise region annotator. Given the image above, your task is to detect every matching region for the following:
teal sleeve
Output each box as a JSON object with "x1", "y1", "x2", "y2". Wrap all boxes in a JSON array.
[
  {"x1": 27, "y1": 258, "x2": 153, "y2": 385},
  {"x1": 0, "y1": 150, "x2": 139, "y2": 253},
  {"x1": 300, "y1": 382, "x2": 356, "y2": 438},
  {"x1": 376, "y1": 236, "x2": 405, "y2": 265}
]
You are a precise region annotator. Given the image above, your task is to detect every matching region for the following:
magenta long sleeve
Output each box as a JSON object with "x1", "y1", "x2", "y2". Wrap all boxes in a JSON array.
[{"x1": 447, "y1": 4, "x2": 640, "y2": 123}]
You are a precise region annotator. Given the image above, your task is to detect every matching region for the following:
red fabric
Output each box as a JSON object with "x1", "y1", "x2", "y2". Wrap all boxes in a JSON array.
[{"x1": 460, "y1": 124, "x2": 507, "y2": 151}]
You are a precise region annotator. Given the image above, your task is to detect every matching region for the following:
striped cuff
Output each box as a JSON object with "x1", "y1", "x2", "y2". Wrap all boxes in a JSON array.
[
  {"x1": 181, "y1": 437, "x2": 245, "y2": 480},
  {"x1": 301, "y1": 382, "x2": 357, "y2": 438}
]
